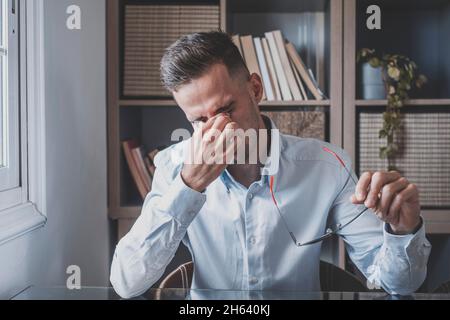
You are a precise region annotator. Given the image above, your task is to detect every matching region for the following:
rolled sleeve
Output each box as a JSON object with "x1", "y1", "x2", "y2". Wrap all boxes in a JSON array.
[
  {"x1": 382, "y1": 218, "x2": 427, "y2": 254},
  {"x1": 376, "y1": 217, "x2": 431, "y2": 295}
]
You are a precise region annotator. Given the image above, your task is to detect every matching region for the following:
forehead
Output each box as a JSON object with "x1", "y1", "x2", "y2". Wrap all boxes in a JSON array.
[{"x1": 173, "y1": 64, "x2": 240, "y2": 116}]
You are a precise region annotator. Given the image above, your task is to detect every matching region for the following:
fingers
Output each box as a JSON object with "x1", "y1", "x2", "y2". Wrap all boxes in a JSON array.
[
  {"x1": 203, "y1": 114, "x2": 232, "y2": 143},
  {"x1": 386, "y1": 183, "x2": 418, "y2": 225},
  {"x1": 353, "y1": 171, "x2": 372, "y2": 203},
  {"x1": 199, "y1": 113, "x2": 223, "y2": 132},
  {"x1": 378, "y1": 177, "x2": 409, "y2": 218},
  {"x1": 210, "y1": 114, "x2": 232, "y2": 135},
  {"x1": 215, "y1": 122, "x2": 238, "y2": 164},
  {"x1": 224, "y1": 134, "x2": 238, "y2": 165},
  {"x1": 201, "y1": 121, "x2": 238, "y2": 165},
  {"x1": 364, "y1": 171, "x2": 401, "y2": 208},
  {"x1": 201, "y1": 113, "x2": 231, "y2": 135}
]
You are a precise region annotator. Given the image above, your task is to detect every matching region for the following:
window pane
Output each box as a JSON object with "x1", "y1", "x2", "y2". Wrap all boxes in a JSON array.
[
  {"x1": 0, "y1": 0, "x2": 6, "y2": 168},
  {"x1": 0, "y1": 0, "x2": 3, "y2": 46},
  {"x1": 0, "y1": 58, "x2": 4, "y2": 168}
]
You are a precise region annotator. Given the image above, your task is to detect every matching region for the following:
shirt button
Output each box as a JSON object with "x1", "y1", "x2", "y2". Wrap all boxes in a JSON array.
[
  {"x1": 249, "y1": 236, "x2": 256, "y2": 245},
  {"x1": 249, "y1": 277, "x2": 259, "y2": 285},
  {"x1": 248, "y1": 193, "x2": 254, "y2": 200}
]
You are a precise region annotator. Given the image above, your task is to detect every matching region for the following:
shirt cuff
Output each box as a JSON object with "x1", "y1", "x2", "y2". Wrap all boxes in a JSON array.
[
  {"x1": 157, "y1": 172, "x2": 207, "y2": 226},
  {"x1": 383, "y1": 217, "x2": 426, "y2": 254}
]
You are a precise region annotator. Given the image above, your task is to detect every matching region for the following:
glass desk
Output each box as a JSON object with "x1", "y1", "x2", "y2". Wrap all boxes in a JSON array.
[{"x1": 11, "y1": 287, "x2": 450, "y2": 300}]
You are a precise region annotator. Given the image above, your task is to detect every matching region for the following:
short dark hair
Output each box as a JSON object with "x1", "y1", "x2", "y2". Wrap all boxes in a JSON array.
[{"x1": 160, "y1": 31, "x2": 249, "y2": 92}]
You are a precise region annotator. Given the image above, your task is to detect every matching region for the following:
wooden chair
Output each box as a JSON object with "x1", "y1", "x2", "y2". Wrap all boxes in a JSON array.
[
  {"x1": 434, "y1": 280, "x2": 450, "y2": 293},
  {"x1": 157, "y1": 260, "x2": 368, "y2": 293},
  {"x1": 159, "y1": 261, "x2": 194, "y2": 289}
]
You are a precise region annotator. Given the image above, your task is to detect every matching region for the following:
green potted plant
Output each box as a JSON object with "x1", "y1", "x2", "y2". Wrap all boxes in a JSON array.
[{"x1": 357, "y1": 48, "x2": 427, "y2": 171}]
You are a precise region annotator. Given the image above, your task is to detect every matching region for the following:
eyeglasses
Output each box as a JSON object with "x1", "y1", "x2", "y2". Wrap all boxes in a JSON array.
[{"x1": 269, "y1": 146, "x2": 369, "y2": 247}]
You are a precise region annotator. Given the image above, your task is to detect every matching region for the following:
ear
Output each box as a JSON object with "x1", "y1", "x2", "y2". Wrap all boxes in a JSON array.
[{"x1": 249, "y1": 73, "x2": 264, "y2": 104}]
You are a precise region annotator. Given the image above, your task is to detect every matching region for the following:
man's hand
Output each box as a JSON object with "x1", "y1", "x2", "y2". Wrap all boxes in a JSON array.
[
  {"x1": 350, "y1": 171, "x2": 421, "y2": 235},
  {"x1": 181, "y1": 114, "x2": 237, "y2": 193}
]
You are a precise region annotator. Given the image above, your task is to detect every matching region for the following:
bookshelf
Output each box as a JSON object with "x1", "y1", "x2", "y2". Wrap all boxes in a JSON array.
[
  {"x1": 343, "y1": 0, "x2": 450, "y2": 240},
  {"x1": 107, "y1": 0, "x2": 450, "y2": 275}
]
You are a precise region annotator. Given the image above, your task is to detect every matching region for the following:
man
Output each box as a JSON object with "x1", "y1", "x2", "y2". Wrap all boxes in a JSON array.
[{"x1": 110, "y1": 31, "x2": 431, "y2": 299}]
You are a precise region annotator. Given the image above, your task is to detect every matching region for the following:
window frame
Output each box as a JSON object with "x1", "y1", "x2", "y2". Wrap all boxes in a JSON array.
[{"x1": 0, "y1": 0, "x2": 46, "y2": 246}]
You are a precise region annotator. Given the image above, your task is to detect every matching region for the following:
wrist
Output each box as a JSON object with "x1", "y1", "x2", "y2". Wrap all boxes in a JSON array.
[
  {"x1": 180, "y1": 170, "x2": 206, "y2": 193},
  {"x1": 389, "y1": 217, "x2": 422, "y2": 235}
]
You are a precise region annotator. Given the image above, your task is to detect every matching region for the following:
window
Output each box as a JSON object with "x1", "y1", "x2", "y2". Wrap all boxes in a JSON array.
[
  {"x1": 0, "y1": 0, "x2": 3, "y2": 168},
  {"x1": 0, "y1": 0, "x2": 19, "y2": 194},
  {"x1": 0, "y1": 0, "x2": 4, "y2": 167},
  {"x1": 0, "y1": 0, "x2": 46, "y2": 245}
]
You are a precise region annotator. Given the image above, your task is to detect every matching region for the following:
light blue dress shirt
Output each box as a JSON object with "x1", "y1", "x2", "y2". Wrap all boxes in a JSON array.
[{"x1": 110, "y1": 119, "x2": 431, "y2": 299}]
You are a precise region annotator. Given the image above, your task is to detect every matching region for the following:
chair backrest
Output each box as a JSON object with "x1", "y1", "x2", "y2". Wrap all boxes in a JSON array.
[
  {"x1": 158, "y1": 260, "x2": 368, "y2": 292},
  {"x1": 159, "y1": 261, "x2": 194, "y2": 289},
  {"x1": 433, "y1": 280, "x2": 450, "y2": 293},
  {"x1": 319, "y1": 260, "x2": 368, "y2": 292}
]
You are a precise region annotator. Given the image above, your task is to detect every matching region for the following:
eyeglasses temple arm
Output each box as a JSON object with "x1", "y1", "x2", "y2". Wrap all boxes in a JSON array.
[
  {"x1": 295, "y1": 229, "x2": 334, "y2": 247},
  {"x1": 322, "y1": 147, "x2": 358, "y2": 186},
  {"x1": 270, "y1": 176, "x2": 301, "y2": 246}
]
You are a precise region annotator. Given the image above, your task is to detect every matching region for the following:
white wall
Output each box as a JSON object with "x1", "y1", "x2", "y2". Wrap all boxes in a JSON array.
[{"x1": 0, "y1": 0, "x2": 111, "y2": 299}]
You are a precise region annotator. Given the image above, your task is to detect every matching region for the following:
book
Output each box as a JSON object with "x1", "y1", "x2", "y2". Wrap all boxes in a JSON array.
[
  {"x1": 254, "y1": 37, "x2": 275, "y2": 101},
  {"x1": 285, "y1": 41, "x2": 324, "y2": 101},
  {"x1": 315, "y1": 12, "x2": 326, "y2": 91},
  {"x1": 240, "y1": 35, "x2": 262, "y2": 78},
  {"x1": 240, "y1": 35, "x2": 266, "y2": 100},
  {"x1": 270, "y1": 30, "x2": 302, "y2": 101},
  {"x1": 231, "y1": 34, "x2": 244, "y2": 60},
  {"x1": 144, "y1": 156, "x2": 156, "y2": 177},
  {"x1": 290, "y1": 56, "x2": 307, "y2": 100},
  {"x1": 265, "y1": 32, "x2": 292, "y2": 101},
  {"x1": 122, "y1": 140, "x2": 148, "y2": 200},
  {"x1": 308, "y1": 69, "x2": 326, "y2": 99},
  {"x1": 148, "y1": 148, "x2": 161, "y2": 163},
  {"x1": 132, "y1": 147, "x2": 152, "y2": 191},
  {"x1": 261, "y1": 37, "x2": 281, "y2": 101}
]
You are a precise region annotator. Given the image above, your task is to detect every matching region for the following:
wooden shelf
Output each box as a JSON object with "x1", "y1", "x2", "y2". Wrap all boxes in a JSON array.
[
  {"x1": 119, "y1": 99, "x2": 177, "y2": 107},
  {"x1": 119, "y1": 99, "x2": 331, "y2": 108},
  {"x1": 355, "y1": 99, "x2": 450, "y2": 107},
  {"x1": 260, "y1": 100, "x2": 331, "y2": 107}
]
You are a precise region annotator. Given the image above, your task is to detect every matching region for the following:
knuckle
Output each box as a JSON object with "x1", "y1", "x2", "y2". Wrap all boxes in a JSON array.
[
  {"x1": 398, "y1": 177, "x2": 408, "y2": 184},
  {"x1": 384, "y1": 185, "x2": 394, "y2": 195},
  {"x1": 225, "y1": 122, "x2": 236, "y2": 130},
  {"x1": 390, "y1": 170, "x2": 401, "y2": 180},
  {"x1": 395, "y1": 193, "x2": 405, "y2": 203},
  {"x1": 365, "y1": 199, "x2": 375, "y2": 208},
  {"x1": 362, "y1": 171, "x2": 372, "y2": 179},
  {"x1": 372, "y1": 171, "x2": 383, "y2": 183}
]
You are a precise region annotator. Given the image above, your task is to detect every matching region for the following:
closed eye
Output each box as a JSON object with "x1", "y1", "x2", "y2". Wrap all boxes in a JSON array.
[
  {"x1": 189, "y1": 102, "x2": 235, "y2": 123},
  {"x1": 215, "y1": 102, "x2": 234, "y2": 117}
]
